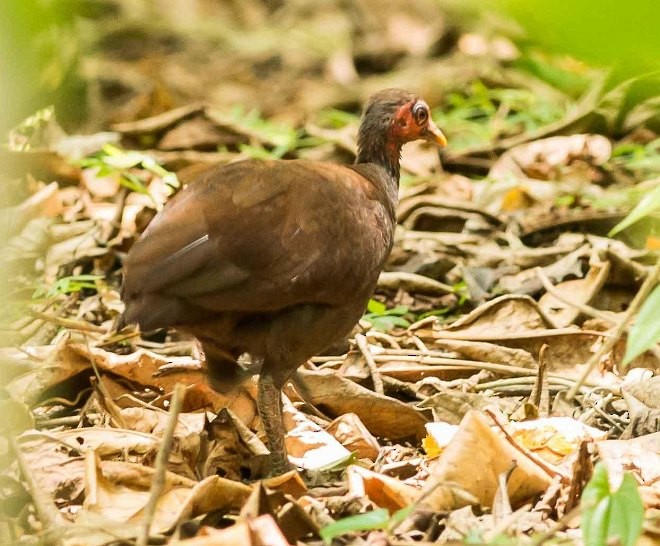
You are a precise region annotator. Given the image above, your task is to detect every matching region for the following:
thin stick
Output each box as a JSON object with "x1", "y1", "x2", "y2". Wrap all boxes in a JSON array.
[
  {"x1": 28, "y1": 310, "x2": 107, "y2": 333},
  {"x1": 355, "y1": 334, "x2": 384, "y2": 395},
  {"x1": 10, "y1": 436, "x2": 68, "y2": 529},
  {"x1": 535, "y1": 267, "x2": 618, "y2": 324},
  {"x1": 484, "y1": 409, "x2": 562, "y2": 480},
  {"x1": 137, "y1": 383, "x2": 185, "y2": 546},
  {"x1": 566, "y1": 261, "x2": 660, "y2": 401}
]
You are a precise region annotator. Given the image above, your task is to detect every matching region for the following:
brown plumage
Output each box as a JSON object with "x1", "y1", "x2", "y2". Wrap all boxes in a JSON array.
[{"x1": 120, "y1": 89, "x2": 447, "y2": 474}]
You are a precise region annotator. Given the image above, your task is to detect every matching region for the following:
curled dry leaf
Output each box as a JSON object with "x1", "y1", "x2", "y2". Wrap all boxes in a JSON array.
[
  {"x1": 420, "y1": 388, "x2": 518, "y2": 425},
  {"x1": 204, "y1": 407, "x2": 270, "y2": 481},
  {"x1": 539, "y1": 260, "x2": 611, "y2": 327},
  {"x1": 597, "y1": 432, "x2": 660, "y2": 508},
  {"x1": 326, "y1": 413, "x2": 381, "y2": 461},
  {"x1": 282, "y1": 397, "x2": 352, "y2": 471},
  {"x1": 347, "y1": 465, "x2": 419, "y2": 513},
  {"x1": 7, "y1": 339, "x2": 93, "y2": 405},
  {"x1": 620, "y1": 375, "x2": 660, "y2": 438},
  {"x1": 16, "y1": 427, "x2": 160, "y2": 513},
  {"x1": 295, "y1": 369, "x2": 428, "y2": 442},
  {"x1": 83, "y1": 451, "x2": 192, "y2": 535},
  {"x1": 419, "y1": 411, "x2": 553, "y2": 511},
  {"x1": 175, "y1": 514, "x2": 291, "y2": 546},
  {"x1": 414, "y1": 294, "x2": 616, "y2": 376},
  {"x1": 81, "y1": 168, "x2": 121, "y2": 198},
  {"x1": 69, "y1": 343, "x2": 256, "y2": 418},
  {"x1": 436, "y1": 294, "x2": 555, "y2": 337},
  {"x1": 489, "y1": 134, "x2": 612, "y2": 184}
]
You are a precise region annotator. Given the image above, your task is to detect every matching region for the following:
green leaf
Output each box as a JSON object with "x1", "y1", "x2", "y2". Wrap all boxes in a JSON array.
[
  {"x1": 34, "y1": 274, "x2": 104, "y2": 299},
  {"x1": 367, "y1": 298, "x2": 386, "y2": 314},
  {"x1": 608, "y1": 475, "x2": 644, "y2": 546},
  {"x1": 365, "y1": 315, "x2": 411, "y2": 332},
  {"x1": 319, "y1": 509, "x2": 389, "y2": 544},
  {"x1": 581, "y1": 463, "x2": 644, "y2": 546},
  {"x1": 387, "y1": 505, "x2": 414, "y2": 530},
  {"x1": 609, "y1": 183, "x2": 660, "y2": 236},
  {"x1": 624, "y1": 283, "x2": 660, "y2": 364}
]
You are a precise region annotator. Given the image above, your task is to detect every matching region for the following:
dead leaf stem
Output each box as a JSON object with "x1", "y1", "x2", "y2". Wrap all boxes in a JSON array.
[
  {"x1": 484, "y1": 409, "x2": 563, "y2": 480},
  {"x1": 10, "y1": 436, "x2": 69, "y2": 530},
  {"x1": 28, "y1": 310, "x2": 107, "y2": 333},
  {"x1": 137, "y1": 382, "x2": 186, "y2": 546},
  {"x1": 356, "y1": 333, "x2": 384, "y2": 395}
]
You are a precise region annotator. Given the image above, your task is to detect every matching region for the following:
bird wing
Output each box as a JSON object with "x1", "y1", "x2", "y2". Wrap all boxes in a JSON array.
[{"x1": 121, "y1": 159, "x2": 394, "y2": 329}]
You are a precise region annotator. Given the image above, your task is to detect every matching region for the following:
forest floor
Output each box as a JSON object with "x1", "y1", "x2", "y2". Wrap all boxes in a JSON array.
[{"x1": 1, "y1": 1, "x2": 659, "y2": 545}]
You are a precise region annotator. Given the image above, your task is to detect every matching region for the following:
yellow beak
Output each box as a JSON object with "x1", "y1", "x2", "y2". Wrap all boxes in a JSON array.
[{"x1": 425, "y1": 119, "x2": 448, "y2": 147}]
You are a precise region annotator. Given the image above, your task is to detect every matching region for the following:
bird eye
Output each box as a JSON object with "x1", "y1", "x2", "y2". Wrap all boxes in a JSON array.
[{"x1": 413, "y1": 103, "x2": 429, "y2": 125}]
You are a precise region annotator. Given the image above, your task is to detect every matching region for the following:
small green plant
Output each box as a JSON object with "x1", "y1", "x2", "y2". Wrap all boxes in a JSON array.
[
  {"x1": 624, "y1": 282, "x2": 660, "y2": 364},
  {"x1": 433, "y1": 81, "x2": 566, "y2": 150},
  {"x1": 362, "y1": 299, "x2": 411, "y2": 331},
  {"x1": 581, "y1": 463, "x2": 644, "y2": 546},
  {"x1": 33, "y1": 274, "x2": 104, "y2": 299},
  {"x1": 78, "y1": 144, "x2": 179, "y2": 198},
  {"x1": 228, "y1": 105, "x2": 299, "y2": 156},
  {"x1": 610, "y1": 138, "x2": 660, "y2": 177},
  {"x1": 608, "y1": 182, "x2": 660, "y2": 237},
  {"x1": 319, "y1": 505, "x2": 413, "y2": 544}
]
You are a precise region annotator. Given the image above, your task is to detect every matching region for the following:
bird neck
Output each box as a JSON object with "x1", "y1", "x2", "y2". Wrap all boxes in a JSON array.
[{"x1": 355, "y1": 131, "x2": 401, "y2": 183}]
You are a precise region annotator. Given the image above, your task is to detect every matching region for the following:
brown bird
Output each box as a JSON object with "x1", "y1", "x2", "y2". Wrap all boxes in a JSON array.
[{"x1": 119, "y1": 89, "x2": 447, "y2": 474}]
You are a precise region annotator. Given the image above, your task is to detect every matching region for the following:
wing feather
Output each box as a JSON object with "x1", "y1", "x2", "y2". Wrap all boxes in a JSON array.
[{"x1": 121, "y1": 159, "x2": 394, "y2": 329}]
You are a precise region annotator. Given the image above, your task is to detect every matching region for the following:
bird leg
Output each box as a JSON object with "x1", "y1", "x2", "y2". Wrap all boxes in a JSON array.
[{"x1": 257, "y1": 370, "x2": 292, "y2": 475}]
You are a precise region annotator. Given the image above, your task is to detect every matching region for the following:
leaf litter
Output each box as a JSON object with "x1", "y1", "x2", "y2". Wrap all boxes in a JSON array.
[{"x1": 1, "y1": 1, "x2": 659, "y2": 545}]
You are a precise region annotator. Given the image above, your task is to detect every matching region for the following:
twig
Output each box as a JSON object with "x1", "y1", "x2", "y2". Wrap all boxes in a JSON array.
[
  {"x1": 484, "y1": 409, "x2": 563, "y2": 480},
  {"x1": 535, "y1": 267, "x2": 618, "y2": 324},
  {"x1": 87, "y1": 336, "x2": 127, "y2": 429},
  {"x1": 314, "y1": 351, "x2": 600, "y2": 389},
  {"x1": 377, "y1": 271, "x2": 455, "y2": 295},
  {"x1": 137, "y1": 383, "x2": 185, "y2": 546},
  {"x1": 365, "y1": 330, "x2": 401, "y2": 349},
  {"x1": 355, "y1": 334, "x2": 384, "y2": 395},
  {"x1": 10, "y1": 436, "x2": 69, "y2": 529},
  {"x1": 566, "y1": 260, "x2": 660, "y2": 400},
  {"x1": 409, "y1": 335, "x2": 430, "y2": 353},
  {"x1": 28, "y1": 310, "x2": 107, "y2": 333}
]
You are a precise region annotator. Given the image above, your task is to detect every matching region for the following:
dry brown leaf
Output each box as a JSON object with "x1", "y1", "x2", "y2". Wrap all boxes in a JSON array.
[
  {"x1": 178, "y1": 475, "x2": 253, "y2": 520},
  {"x1": 539, "y1": 261, "x2": 611, "y2": 327},
  {"x1": 7, "y1": 339, "x2": 93, "y2": 405},
  {"x1": 420, "y1": 388, "x2": 518, "y2": 425},
  {"x1": 490, "y1": 134, "x2": 611, "y2": 183},
  {"x1": 282, "y1": 398, "x2": 352, "y2": 470},
  {"x1": 436, "y1": 295, "x2": 554, "y2": 337},
  {"x1": 70, "y1": 343, "x2": 256, "y2": 417},
  {"x1": 81, "y1": 168, "x2": 121, "y2": 198},
  {"x1": 347, "y1": 465, "x2": 419, "y2": 512},
  {"x1": 175, "y1": 515, "x2": 291, "y2": 545},
  {"x1": 620, "y1": 376, "x2": 660, "y2": 438},
  {"x1": 82, "y1": 451, "x2": 191, "y2": 534},
  {"x1": 262, "y1": 470, "x2": 308, "y2": 499},
  {"x1": 597, "y1": 432, "x2": 660, "y2": 497},
  {"x1": 296, "y1": 369, "x2": 428, "y2": 442},
  {"x1": 326, "y1": 413, "x2": 380, "y2": 461},
  {"x1": 420, "y1": 411, "x2": 553, "y2": 511}
]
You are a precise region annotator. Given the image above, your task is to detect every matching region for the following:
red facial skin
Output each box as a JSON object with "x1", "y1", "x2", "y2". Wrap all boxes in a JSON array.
[{"x1": 387, "y1": 100, "x2": 447, "y2": 159}]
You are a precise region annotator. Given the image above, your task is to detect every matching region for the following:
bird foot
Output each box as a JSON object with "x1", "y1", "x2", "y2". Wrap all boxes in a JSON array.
[{"x1": 258, "y1": 371, "x2": 293, "y2": 476}]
